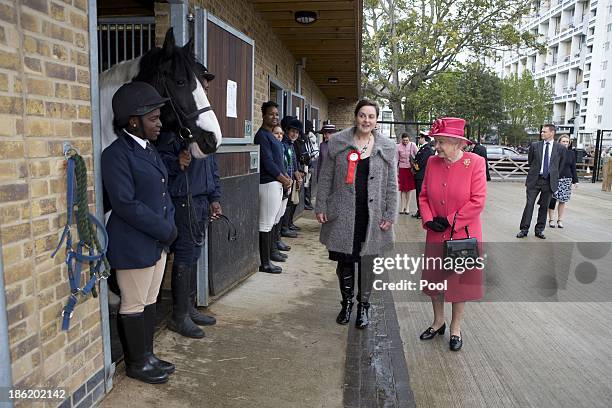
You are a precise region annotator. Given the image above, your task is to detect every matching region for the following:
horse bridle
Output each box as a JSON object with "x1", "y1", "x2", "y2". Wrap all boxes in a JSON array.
[{"x1": 159, "y1": 74, "x2": 213, "y2": 142}]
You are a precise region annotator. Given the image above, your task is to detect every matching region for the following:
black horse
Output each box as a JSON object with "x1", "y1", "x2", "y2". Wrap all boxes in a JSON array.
[{"x1": 100, "y1": 28, "x2": 222, "y2": 156}]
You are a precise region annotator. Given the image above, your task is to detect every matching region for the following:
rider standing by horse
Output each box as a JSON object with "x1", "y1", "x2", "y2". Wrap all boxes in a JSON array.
[
  {"x1": 102, "y1": 81, "x2": 177, "y2": 384},
  {"x1": 157, "y1": 61, "x2": 222, "y2": 339}
]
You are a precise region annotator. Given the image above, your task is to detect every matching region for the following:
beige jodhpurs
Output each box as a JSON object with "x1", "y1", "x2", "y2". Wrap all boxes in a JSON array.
[{"x1": 116, "y1": 252, "x2": 167, "y2": 314}]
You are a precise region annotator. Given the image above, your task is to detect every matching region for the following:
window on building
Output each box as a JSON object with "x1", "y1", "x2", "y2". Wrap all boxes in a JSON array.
[
  {"x1": 605, "y1": 42, "x2": 610, "y2": 51},
  {"x1": 599, "y1": 98, "x2": 604, "y2": 106},
  {"x1": 608, "y1": 23, "x2": 612, "y2": 32},
  {"x1": 598, "y1": 115, "x2": 602, "y2": 124},
  {"x1": 603, "y1": 61, "x2": 608, "y2": 70},
  {"x1": 602, "y1": 79, "x2": 607, "y2": 88}
]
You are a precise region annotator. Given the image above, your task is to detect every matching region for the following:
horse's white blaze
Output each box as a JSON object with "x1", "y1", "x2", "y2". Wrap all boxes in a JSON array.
[
  {"x1": 193, "y1": 76, "x2": 222, "y2": 149},
  {"x1": 99, "y1": 57, "x2": 142, "y2": 151}
]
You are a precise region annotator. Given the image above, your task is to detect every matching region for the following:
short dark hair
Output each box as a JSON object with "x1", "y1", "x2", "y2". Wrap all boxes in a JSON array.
[
  {"x1": 354, "y1": 99, "x2": 380, "y2": 117},
  {"x1": 419, "y1": 134, "x2": 431, "y2": 142},
  {"x1": 261, "y1": 101, "x2": 279, "y2": 116},
  {"x1": 401, "y1": 132, "x2": 410, "y2": 139},
  {"x1": 543, "y1": 124, "x2": 556, "y2": 134}
]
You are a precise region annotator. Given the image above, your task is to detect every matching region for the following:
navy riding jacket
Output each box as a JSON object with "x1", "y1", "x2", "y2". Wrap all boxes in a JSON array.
[
  {"x1": 102, "y1": 131, "x2": 176, "y2": 269},
  {"x1": 255, "y1": 127, "x2": 285, "y2": 184},
  {"x1": 156, "y1": 132, "x2": 222, "y2": 201}
]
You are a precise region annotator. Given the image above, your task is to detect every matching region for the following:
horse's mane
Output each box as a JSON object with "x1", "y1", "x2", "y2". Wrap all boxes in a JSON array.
[{"x1": 99, "y1": 57, "x2": 142, "y2": 150}]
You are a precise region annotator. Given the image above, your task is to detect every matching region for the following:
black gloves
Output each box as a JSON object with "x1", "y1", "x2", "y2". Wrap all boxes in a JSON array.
[
  {"x1": 426, "y1": 216, "x2": 450, "y2": 232},
  {"x1": 433, "y1": 216, "x2": 450, "y2": 229},
  {"x1": 163, "y1": 225, "x2": 178, "y2": 247}
]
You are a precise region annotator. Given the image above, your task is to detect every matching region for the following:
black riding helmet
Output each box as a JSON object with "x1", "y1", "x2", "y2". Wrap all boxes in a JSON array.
[{"x1": 112, "y1": 81, "x2": 170, "y2": 128}]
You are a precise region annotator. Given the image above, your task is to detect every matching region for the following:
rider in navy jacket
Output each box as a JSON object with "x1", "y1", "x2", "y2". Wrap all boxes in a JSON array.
[{"x1": 102, "y1": 130, "x2": 176, "y2": 270}]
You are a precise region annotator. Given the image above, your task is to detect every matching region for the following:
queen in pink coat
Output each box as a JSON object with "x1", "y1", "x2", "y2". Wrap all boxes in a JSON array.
[{"x1": 417, "y1": 117, "x2": 487, "y2": 352}]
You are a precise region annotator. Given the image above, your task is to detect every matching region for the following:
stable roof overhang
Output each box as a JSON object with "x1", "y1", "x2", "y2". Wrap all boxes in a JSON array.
[{"x1": 248, "y1": 0, "x2": 363, "y2": 100}]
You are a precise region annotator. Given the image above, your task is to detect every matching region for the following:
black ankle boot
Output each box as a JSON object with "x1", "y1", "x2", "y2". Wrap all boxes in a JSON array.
[
  {"x1": 270, "y1": 242, "x2": 287, "y2": 262},
  {"x1": 259, "y1": 231, "x2": 282, "y2": 274},
  {"x1": 336, "y1": 300, "x2": 354, "y2": 325},
  {"x1": 188, "y1": 264, "x2": 216, "y2": 326},
  {"x1": 355, "y1": 302, "x2": 370, "y2": 329},
  {"x1": 143, "y1": 304, "x2": 175, "y2": 374},
  {"x1": 169, "y1": 262, "x2": 205, "y2": 338},
  {"x1": 119, "y1": 313, "x2": 169, "y2": 384}
]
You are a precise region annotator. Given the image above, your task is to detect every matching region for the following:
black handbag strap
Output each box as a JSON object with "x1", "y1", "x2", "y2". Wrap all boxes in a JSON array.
[{"x1": 449, "y1": 212, "x2": 470, "y2": 240}]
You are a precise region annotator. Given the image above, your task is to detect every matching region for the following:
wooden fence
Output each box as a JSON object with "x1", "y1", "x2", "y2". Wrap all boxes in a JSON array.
[{"x1": 489, "y1": 158, "x2": 595, "y2": 181}]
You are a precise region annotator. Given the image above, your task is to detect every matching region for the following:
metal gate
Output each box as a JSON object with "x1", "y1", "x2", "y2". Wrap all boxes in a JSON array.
[
  {"x1": 97, "y1": 17, "x2": 155, "y2": 72},
  {"x1": 592, "y1": 129, "x2": 612, "y2": 183}
]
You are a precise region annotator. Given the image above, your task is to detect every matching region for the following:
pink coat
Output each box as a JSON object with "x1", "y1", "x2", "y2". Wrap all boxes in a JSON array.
[{"x1": 418, "y1": 152, "x2": 487, "y2": 302}]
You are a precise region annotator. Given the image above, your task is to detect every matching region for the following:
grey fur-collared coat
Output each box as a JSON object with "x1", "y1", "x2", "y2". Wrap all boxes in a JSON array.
[{"x1": 315, "y1": 126, "x2": 398, "y2": 256}]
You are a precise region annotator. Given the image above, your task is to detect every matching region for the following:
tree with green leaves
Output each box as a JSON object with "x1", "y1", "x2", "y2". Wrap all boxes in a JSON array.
[
  {"x1": 362, "y1": 0, "x2": 541, "y2": 137},
  {"x1": 411, "y1": 63, "x2": 505, "y2": 139}
]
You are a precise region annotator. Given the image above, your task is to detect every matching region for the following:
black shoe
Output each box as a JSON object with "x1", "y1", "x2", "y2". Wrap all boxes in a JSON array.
[
  {"x1": 336, "y1": 300, "x2": 354, "y2": 325},
  {"x1": 516, "y1": 230, "x2": 528, "y2": 238},
  {"x1": 119, "y1": 313, "x2": 169, "y2": 384},
  {"x1": 281, "y1": 227, "x2": 298, "y2": 238},
  {"x1": 411, "y1": 212, "x2": 420, "y2": 218},
  {"x1": 449, "y1": 333, "x2": 463, "y2": 351},
  {"x1": 535, "y1": 231, "x2": 546, "y2": 239},
  {"x1": 188, "y1": 264, "x2": 217, "y2": 326},
  {"x1": 304, "y1": 204, "x2": 313, "y2": 210},
  {"x1": 355, "y1": 302, "x2": 370, "y2": 329},
  {"x1": 270, "y1": 245, "x2": 287, "y2": 262},
  {"x1": 288, "y1": 224, "x2": 301, "y2": 231},
  {"x1": 419, "y1": 323, "x2": 446, "y2": 340},
  {"x1": 170, "y1": 263, "x2": 205, "y2": 339},
  {"x1": 277, "y1": 240, "x2": 291, "y2": 251},
  {"x1": 143, "y1": 304, "x2": 175, "y2": 374}
]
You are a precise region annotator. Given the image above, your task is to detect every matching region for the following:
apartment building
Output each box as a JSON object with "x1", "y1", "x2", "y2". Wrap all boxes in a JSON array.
[{"x1": 497, "y1": 0, "x2": 612, "y2": 148}]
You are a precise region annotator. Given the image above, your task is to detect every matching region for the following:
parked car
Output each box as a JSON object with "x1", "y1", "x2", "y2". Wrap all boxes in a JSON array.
[{"x1": 485, "y1": 145, "x2": 528, "y2": 161}]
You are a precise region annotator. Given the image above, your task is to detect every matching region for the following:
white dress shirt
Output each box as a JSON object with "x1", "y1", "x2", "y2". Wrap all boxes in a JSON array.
[
  {"x1": 125, "y1": 129, "x2": 147, "y2": 149},
  {"x1": 540, "y1": 140, "x2": 553, "y2": 175}
]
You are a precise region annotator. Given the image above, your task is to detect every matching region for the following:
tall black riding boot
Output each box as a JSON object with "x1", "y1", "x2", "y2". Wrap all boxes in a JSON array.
[
  {"x1": 119, "y1": 312, "x2": 169, "y2": 384},
  {"x1": 270, "y1": 224, "x2": 288, "y2": 262},
  {"x1": 355, "y1": 257, "x2": 374, "y2": 329},
  {"x1": 259, "y1": 231, "x2": 282, "y2": 274},
  {"x1": 143, "y1": 304, "x2": 175, "y2": 374},
  {"x1": 288, "y1": 204, "x2": 301, "y2": 230},
  {"x1": 335, "y1": 262, "x2": 355, "y2": 325},
  {"x1": 168, "y1": 262, "x2": 205, "y2": 338},
  {"x1": 281, "y1": 207, "x2": 298, "y2": 238},
  {"x1": 275, "y1": 222, "x2": 291, "y2": 252},
  {"x1": 188, "y1": 264, "x2": 216, "y2": 326}
]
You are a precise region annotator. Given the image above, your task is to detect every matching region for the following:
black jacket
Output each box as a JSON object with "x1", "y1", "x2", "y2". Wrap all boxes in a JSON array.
[
  {"x1": 472, "y1": 143, "x2": 491, "y2": 181},
  {"x1": 525, "y1": 140, "x2": 566, "y2": 191},
  {"x1": 413, "y1": 143, "x2": 435, "y2": 180},
  {"x1": 559, "y1": 147, "x2": 578, "y2": 183}
]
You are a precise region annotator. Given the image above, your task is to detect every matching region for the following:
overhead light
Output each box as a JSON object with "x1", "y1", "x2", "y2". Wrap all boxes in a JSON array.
[
  {"x1": 338, "y1": 97, "x2": 346, "y2": 101},
  {"x1": 328, "y1": 77, "x2": 339, "y2": 84},
  {"x1": 295, "y1": 11, "x2": 317, "y2": 25}
]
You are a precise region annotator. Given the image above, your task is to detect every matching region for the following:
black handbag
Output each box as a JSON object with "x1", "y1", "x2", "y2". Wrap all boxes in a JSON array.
[{"x1": 443, "y1": 214, "x2": 479, "y2": 262}]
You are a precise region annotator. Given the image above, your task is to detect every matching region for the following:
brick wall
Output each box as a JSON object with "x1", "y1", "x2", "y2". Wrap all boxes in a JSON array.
[
  {"x1": 155, "y1": 0, "x2": 330, "y2": 129},
  {"x1": 0, "y1": 0, "x2": 104, "y2": 405},
  {"x1": 328, "y1": 100, "x2": 359, "y2": 131}
]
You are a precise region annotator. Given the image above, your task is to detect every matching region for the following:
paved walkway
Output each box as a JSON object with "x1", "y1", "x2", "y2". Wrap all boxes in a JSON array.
[{"x1": 99, "y1": 182, "x2": 612, "y2": 408}]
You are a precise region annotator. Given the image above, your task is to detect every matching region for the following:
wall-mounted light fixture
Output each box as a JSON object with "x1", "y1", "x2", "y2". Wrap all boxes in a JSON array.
[
  {"x1": 328, "y1": 77, "x2": 339, "y2": 84},
  {"x1": 338, "y1": 97, "x2": 346, "y2": 101},
  {"x1": 295, "y1": 11, "x2": 317, "y2": 24}
]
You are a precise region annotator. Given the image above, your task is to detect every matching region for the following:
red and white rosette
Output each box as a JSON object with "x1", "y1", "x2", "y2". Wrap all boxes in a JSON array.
[{"x1": 345, "y1": 150, "x2": 360, "y2": 184}]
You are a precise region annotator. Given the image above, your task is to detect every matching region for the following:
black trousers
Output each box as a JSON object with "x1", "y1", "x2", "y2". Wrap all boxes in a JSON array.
[
  {"x1": 415, "y1": 178, "x2": 424, "y2": 213},
  {"x1": 520, "y1": 177, "x2": 552, "y2": 233}
]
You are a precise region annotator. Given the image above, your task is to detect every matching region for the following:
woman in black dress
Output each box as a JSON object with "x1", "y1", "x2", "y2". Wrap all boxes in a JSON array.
[
  {"x1": 548, "y1": 135, "x2": 578, "y2": 229},
  {"x1": 315, "y1": 100, "x2": 398, "y2": 329}
]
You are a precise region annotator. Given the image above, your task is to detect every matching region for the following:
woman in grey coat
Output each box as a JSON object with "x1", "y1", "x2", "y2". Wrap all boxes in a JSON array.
[{"x1": 315, "y1": 100, "x2": 398, "y2": 328}]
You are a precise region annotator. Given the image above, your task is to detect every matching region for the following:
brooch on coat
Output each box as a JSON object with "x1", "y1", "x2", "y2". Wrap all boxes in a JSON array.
[{"x1": 463, "y1": 158, "x2": 471, "y2": 168}]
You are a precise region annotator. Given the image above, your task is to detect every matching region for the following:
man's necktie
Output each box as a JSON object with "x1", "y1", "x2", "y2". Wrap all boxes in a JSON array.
[
  {"x1": 542, "y1": 142, "x2": 550, "y2": 178},
  {"x1": 146, "y1": 142, "x2": 158, "y2": 164}
]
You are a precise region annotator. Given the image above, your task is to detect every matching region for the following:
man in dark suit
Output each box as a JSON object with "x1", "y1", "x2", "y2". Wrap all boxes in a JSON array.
[
  {"x1": 517, "y1": 124, "x2": 565, "y2": 239},
  {"x1": 471, "y1": 137, "x2": 491, "y2": 181},
  {"x1": 412, "y1": 131, "x2": 435, "y2": 218}
]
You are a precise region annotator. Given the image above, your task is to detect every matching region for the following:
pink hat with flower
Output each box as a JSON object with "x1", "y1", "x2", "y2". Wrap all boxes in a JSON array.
[{"x1": 429, "y1": 117, "x2": 471, "y2": 144}]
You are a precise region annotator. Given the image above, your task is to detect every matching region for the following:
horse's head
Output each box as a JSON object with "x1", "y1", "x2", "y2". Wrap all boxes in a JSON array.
[{"x1": 134, "y1": 28, "x2": 222, "y2": 157}]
